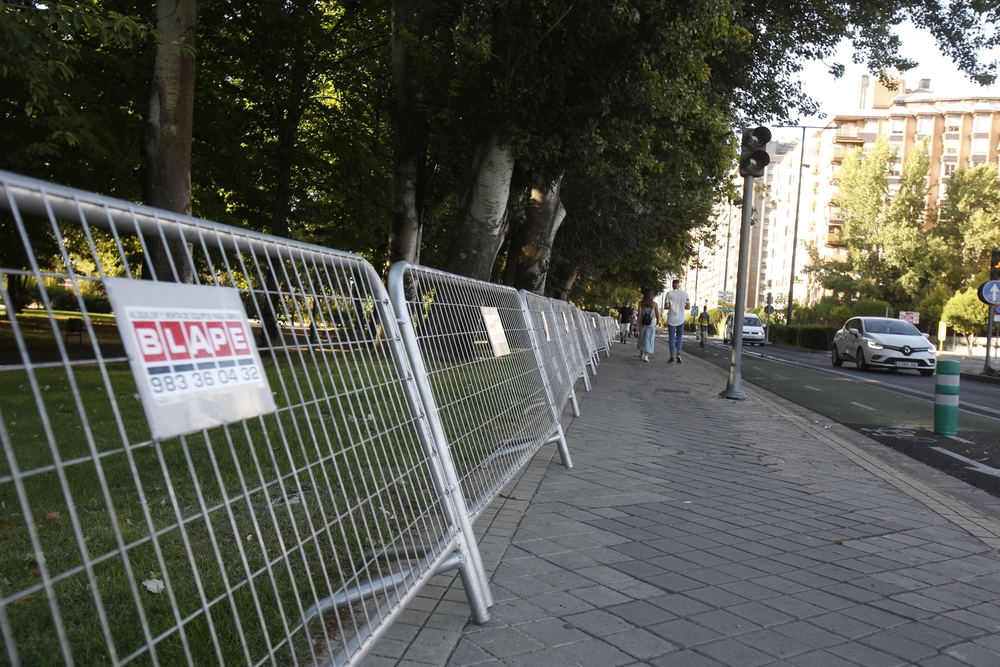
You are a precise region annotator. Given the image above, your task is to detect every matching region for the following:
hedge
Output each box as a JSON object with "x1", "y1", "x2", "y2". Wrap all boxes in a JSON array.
[{"x1": 767, "y1": 324, "x2": 839, "y2": 351}]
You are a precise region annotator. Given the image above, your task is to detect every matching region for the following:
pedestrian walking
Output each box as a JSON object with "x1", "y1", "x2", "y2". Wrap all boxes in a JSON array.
[
  {"x1": 699, "y1": 305, "x2": 710, "y2": 348},
  {"x1": 636, "y1": 289, "x2": 659, "y2": 362},
  {"x1": 663, "y1": 279, "x2": 690, "y2": 363},
  {"x1": 618, "y1": 301, "x2": 635, "y2": 344}
]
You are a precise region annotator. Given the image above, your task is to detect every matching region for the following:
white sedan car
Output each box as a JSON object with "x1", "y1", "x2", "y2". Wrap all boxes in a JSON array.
[{"x1": 832, "y1": 316, "x2": 936, "y2": 376}]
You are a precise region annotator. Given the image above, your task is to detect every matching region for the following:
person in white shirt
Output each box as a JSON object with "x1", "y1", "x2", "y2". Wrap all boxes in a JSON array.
[{"x1": 663, "y1": 279, "x2": 690, "y2": 363}]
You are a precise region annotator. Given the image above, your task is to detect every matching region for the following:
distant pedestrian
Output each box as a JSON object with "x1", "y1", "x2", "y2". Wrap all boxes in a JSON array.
[
  {"x1": 618, "y1": 301, "x2": 635, "y2": 344},
  {"x1": 664, "y1": 279, "x2": 690, "y2": 363},
  {"x1": 699, "y1": 305, "x2": 710, "y2": 348},
  {"x1": 636, "y1": 288, "x2": 659, "y2": 362}
]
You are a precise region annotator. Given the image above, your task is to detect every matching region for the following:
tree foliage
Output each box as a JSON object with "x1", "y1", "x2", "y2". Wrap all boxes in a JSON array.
[{"x1": 2, "y1": 0, "x2": 1000, "y2": 303}]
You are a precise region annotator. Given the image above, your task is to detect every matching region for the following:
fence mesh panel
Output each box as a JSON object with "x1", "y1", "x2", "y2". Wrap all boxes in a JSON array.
[
  {"x1": 0, "y1": 171, "x2": 479, "y2": 667},
  {"x1": 387, "y1": 264, "x2": 571, "y2": 522},
  {"x1": 519, "y1": 291, "x2": 577, "y2": 416}
]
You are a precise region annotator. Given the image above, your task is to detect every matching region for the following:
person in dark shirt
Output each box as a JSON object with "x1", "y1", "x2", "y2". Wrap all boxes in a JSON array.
[
  {"x1": 699, "y1": 305, "x2": 710, "y2": 348},
  {"x1": 618, "y1": 301, "x2": 634, "y2": 344}
]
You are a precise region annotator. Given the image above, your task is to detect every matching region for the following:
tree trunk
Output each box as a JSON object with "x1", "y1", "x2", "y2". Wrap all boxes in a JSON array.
[
  {"x1": 554, "y1": 267, "x2": 578, "y2": 301},
  {"x1": 143, "y1": 0, "x2": 197, "y2": 283},
  {"x1": 445, "y1": 135, "x2": 516, "y2": 280},
  {"x1": 387, "y1": 0, "x2": 426, "y2": 270},
  {"x1": 513, "y1": 176, "x2": 566, "y2": 294}
]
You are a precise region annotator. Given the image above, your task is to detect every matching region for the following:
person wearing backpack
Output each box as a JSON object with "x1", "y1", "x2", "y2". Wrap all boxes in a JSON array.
[
  {"x1": 663, "y1": 279, "x2": 690, "y2": 363},
  {"x1": 636, "y1": 288, "x2": 659, "y2": 362}
]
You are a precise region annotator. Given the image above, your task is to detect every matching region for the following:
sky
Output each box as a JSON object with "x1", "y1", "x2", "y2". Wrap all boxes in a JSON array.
[{"x1": 771, "y1": 20, "x2": 998, "y2": 143}]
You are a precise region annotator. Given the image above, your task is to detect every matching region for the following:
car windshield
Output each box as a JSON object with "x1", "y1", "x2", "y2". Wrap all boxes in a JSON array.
[
  {"x1": 744, "y1": 315, "x2": 762, "y2": 327},
  {"x1": 863, "y1": 319, "x2": 921, "y2": 336}
]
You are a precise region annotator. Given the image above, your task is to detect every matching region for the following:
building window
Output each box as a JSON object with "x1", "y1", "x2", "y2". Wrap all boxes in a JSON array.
[
  {"x1": 972, "y1": 137, "x2": 989, "y2": 154},
  {"x1": 944, "y1": 139, "x2": 959, "y2": 155},
  {"x1": 945, "y1": 116, "x2": 961, "y2": 132},
  {"x1": 812, "y1": 183, "x2": 819, "y2": 195},
  {"x1": 916, "y1": 117, "x2": 934, "y2": 135},
  {"x1": 891, "y1": 118, "x2": 905, "y2": 134},
  {"x1": 942, "y1": 162, "x2": 957, "y2": 178},
  {"x1": 972, "y1": 115, "x2": 991, "y2": 133}
]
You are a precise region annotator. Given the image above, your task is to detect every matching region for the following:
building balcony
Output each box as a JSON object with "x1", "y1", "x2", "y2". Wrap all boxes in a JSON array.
[{"x1": 835, "y1": 132, "x2": 864, "y2": 143}]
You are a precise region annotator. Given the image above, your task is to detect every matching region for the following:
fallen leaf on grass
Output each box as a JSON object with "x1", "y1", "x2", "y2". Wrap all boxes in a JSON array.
[
  {"x1": 84, "y1": 536, "x2": 92, "y2": 542},
  {"x1": 29, "y1": 569, "x2": 40, "y2": 578},
  {"x1": 142, "y1": 579, "x2": 165, "y2": 594},
  {"x1": 14, "y1": 595, "x2": 35, "y2": 604},
  {"x1": 45, "y1": 512, "x2": 60, "y2": 520}
]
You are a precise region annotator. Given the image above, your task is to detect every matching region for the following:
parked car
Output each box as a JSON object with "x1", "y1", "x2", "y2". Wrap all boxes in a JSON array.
[
  {"x1": 832, "y1": 317, "x2": 935, "y2": 376},
  {"x1": 723, "y1": 312, "x2": 766, "y2": 346}
]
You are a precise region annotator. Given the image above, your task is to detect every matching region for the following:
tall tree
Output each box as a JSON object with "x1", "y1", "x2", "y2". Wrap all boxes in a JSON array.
[{"x1": 143, "y1": 0, "x2": 197, "y2": 282}]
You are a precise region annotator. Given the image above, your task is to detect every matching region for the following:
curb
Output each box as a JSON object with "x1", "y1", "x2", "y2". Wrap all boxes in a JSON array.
[{"x1": 960, "y1": 371, "x2": 1000, "y2": 386}]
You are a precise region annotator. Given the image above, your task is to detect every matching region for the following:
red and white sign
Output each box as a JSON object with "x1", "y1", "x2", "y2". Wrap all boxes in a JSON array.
[
  {"x1": 105, "y1": 280, "x2": 275, "y2": 440},
  {"x1": 898, "y1": 311, "x2": 920, "y2": 324}
]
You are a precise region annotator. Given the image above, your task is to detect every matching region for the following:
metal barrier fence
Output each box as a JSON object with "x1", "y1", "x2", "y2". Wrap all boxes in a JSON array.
[
  {"x1": 549, "y1": 300, "x2": 592, "y2": 392},
  {"x1": 519, "y1": 291, "x2": 580, "y2": 418},
  {"x1": 585, "y1": 312, "x2": 611, "y2": 358},
  {"x1": 573, "y1": 309, "x2": 599, "y2": 376},
  {"x1": 0, "y1": 171, "x2": 490, "y2": 667},
  {"x1": 387, "y1": 264, "x2": 572, "y2": 524}
]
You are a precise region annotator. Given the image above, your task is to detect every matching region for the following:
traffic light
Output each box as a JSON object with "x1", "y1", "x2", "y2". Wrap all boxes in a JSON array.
[
  {"x1": 991, "y1": 248, "x2": 1000, "y2": 281},
  {"x1": 739, "y1": 126, "x2": 771, "y2": 178}
]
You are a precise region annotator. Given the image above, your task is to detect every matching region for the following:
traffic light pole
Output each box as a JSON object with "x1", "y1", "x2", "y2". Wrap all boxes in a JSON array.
[{"x1": 721, "y1": 174, "x2": 755, "y2": 400}]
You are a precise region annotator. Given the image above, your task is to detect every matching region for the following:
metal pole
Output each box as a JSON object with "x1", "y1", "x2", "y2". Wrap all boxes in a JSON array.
[
  {"x1": 786, "y1": 126, "x2": 807, "y2": 325},
  {"x1": 723, "y1": 203, "x2": 733, "y2": 295},
  {"x1": 721, "y1": 176, "x2": 755, "y2": 400},
  {"x1": 985, "y1": 307, "x2": 994, "y2": 373}
]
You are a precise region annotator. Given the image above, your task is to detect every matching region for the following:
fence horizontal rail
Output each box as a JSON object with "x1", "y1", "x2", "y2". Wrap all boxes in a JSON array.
[{"x1": 0, "y1": 170, "x2": 490, "y2": 667}]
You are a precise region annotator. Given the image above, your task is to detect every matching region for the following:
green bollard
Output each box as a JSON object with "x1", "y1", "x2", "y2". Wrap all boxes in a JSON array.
[{"x1": 934, "y1": 359, "x2": 960, "y2": 435}]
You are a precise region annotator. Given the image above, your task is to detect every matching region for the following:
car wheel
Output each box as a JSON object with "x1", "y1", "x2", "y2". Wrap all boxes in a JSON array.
[
  {"x1": 856, "y1": 348, "x2": 869, "y2": 371},
  {"x1": 920, "y1": 369, "x2": 934, "y2": 377},
  {"x1": 831, "y1": 345, "x2": 843, "y2": 367}
]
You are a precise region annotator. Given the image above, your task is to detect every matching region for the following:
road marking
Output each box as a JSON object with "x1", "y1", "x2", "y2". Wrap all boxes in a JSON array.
[
  {"x1": 773, "y1": 375, "x2": 788, "y2": 380},
  {"x1": 850, "y1": 401, "x2": 876, "y2": 411},
  {"x1": 946, "y1": 435, "x2": 976, "y2": 445},
  {"x1": 930, "y1": 447, "x2": 1000, "y2": 477},
  {"x1": 804, "y1": 385, "x2": 821, "y2": 391}
]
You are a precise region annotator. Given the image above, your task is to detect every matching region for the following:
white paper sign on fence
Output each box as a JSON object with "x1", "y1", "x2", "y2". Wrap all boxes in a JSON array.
[
  {"x1": 105, "y1": 279, "x2": 277, "y2": 439},
  {"x1": 480, "y1": 306, "x2": 511, "y2": 357}
]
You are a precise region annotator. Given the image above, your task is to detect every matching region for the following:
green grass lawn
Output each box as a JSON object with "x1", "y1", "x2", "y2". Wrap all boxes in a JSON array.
[{"x1": 0, "y1": 348, "x2": 449, "y2": 666}]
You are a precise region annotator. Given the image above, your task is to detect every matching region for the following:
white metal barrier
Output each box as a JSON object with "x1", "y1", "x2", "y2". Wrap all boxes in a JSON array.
[
  {"x1": 387, "y1": 263, "x2": 572, "y2": 524},
  {"x1": 549, "y1": 300, "x2": 592, "y2": 392},
  {"x1": 0, "y1": 171, "x2": 613, "y2": 667},
  {"x1": 520, "y1": 291, "x2": 580, "y2": 418},
  {"x1": 0, "y1": 171, "x2": 491, "y2": 667}
]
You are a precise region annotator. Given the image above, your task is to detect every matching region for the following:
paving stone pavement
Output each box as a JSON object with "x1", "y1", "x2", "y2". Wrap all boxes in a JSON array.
[{"x1": 363, "y1": 340, "x2": 1000, "y2": 666}]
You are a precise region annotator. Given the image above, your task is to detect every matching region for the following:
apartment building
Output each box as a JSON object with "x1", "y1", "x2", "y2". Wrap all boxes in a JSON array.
[{"x1": 691, "y1": 77, "x2": 1000, "y2": 311}]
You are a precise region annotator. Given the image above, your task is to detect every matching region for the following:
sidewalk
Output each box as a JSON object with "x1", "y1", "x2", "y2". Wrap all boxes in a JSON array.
[{"x1": 365, "y1": 342, "x2": 1000, "y2": 667}]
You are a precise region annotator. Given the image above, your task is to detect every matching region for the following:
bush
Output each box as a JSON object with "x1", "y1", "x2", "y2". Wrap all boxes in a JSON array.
[
  {"x1": 851, "y1": 299, "x2": 892, "y2": 317},
  {"x1": 829, "y1": 305, "x2": 851, "y2": 324},
  {"x1": 767, "y1": 324, "x2": 838, "y2": 351},
  {"x1": 23, "y1": 282, "x2": 112, "y2": 314}
]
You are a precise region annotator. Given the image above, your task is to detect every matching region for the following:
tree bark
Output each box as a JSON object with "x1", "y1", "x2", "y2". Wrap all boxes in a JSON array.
[
  {"x1": 387, "y1": 0, "x2": 426, "y2": 270},
  {"x1": 554, "y1": 267, "x2": 577, "y2": 301},
  {"x1": 445, "y1": 135, "x2": 516, "y2": 280},
  {"x1": 143, "y1": 0, "x2": 197, "y2": 283},
  {"x1": 513, "y1": 176, "x2": 566, "y2": 294}
]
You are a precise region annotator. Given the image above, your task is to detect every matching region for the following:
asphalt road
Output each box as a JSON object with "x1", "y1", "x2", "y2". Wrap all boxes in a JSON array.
[{"x1": 678, "y1": 336, "x2": 1000, "y2": 499}]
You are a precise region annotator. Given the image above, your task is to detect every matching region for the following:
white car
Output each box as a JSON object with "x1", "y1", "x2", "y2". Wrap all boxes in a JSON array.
[
  {"x1": 723, "y1": 312, "x2": 766, "y2": 346},
  {"x1": 832, "y1": 316, "x2": 936, "y2": 376}
]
